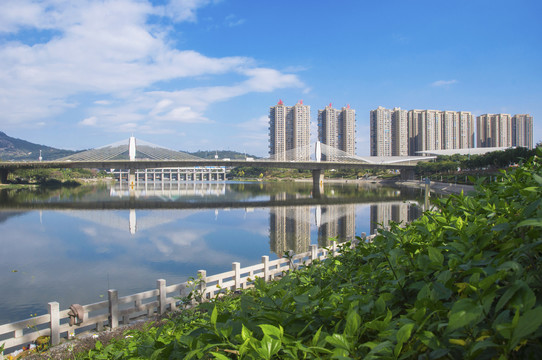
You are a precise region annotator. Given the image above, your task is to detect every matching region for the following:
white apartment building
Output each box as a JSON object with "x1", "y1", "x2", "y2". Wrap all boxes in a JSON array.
[
  {"x1": 318, "y1": 104, "x2": 356, "y2": 160},
  {"x1": 370, "y1": 106, "x2": 408, "y2": 156},
  {"x1": 269, "y1": 100, "x2": 310, "y2": 161},
  {"x1": 477, "y1": 113, "x2": 533, "y2": 149}
]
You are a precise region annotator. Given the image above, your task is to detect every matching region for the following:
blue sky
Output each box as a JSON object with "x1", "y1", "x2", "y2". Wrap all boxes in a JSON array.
[{"x1": 1, "y1": 0, "x2": 540, "y2": 156}]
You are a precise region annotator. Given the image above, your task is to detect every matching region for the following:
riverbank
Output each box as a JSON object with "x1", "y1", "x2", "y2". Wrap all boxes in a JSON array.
[
  {"x1": 378, "y1": 179, "x2": 475, "y2": 195},
  {"x1": 286, "y1": 176, "x2": 475, "y2": 196}
]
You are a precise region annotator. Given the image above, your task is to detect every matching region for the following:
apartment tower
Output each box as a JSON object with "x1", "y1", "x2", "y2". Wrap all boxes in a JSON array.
[
  {"x1": 512, "y1": 114, "x2": 533, "y2": 149},
  {"x1": 318, "y1": 104, "x2": 356, "y2": 160},
  {"x1": 476, "y1": 114, "x2": 512, "y2": 148},
  {"x1": 269, "y1": 100, "x2": 310, "y2": 161},
  {"x1": 370, "y1": 106, "x2": 407, "y2": 156},
  {"x1": 407, "y1": 109, "x2": 475, "y2": 155}
]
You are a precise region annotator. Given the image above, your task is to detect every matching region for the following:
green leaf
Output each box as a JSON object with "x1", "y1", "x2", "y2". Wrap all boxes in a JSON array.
[
  {"x1": 448, "y1": 299, "x2": 483, "y2": 332},
  {"x1": 312, "y1": 326, "x2": 323, "y2": 346},
  {"x1": 259, "y1": 324, "x2": 282, "y2": 340},
  {"x1": 428, "y1": 246, "x2": 444, "y2": 266},
  {"x1": 325, "y1": 334, "x2": 351, "y2": 351},
  {"x1": 344, "y1": 308, "x2": 361, "y2": 338},
  {"x1": 511, "y1": 307, "x2": 542, "y2": 347},
  {"x1": 496, "y1": 282, "x2": 521, "y2": 312},
  {"x1": 396, "y1": 322, "x2": 415, "y2": 344},
  {"x1": 209, "y1": 352, "x2": 231, "y2": 360},
  {"x1": 241, "y1": 324, "x2": 252, "y2": 341},
  {"x1": 470, "y1": 340, "x2": 498, "y2": 355},
  {"x1": 418, "y1": 331, "x2": 439, "y2": 350},
  {"x1": 394, "y1": 322, "x2": 415, "y2": 357},
  {"x1": 257, "y1": 336, "x2": 281, "y2": 359},
  {"x1": 210, "y1": 306, "x2": 217, "y2": 326},
  {"x1": 517, "y1": 218, "x2": 542, "y2": 227}
]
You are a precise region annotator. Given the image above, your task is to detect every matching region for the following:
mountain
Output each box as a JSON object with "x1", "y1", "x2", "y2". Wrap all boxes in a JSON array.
[
  {"x1": 187, "y1": 150, "x2": 259, "y2": 160},
  {"x1": 0, "y1": 131, "x2": 77, "y2": 161}
]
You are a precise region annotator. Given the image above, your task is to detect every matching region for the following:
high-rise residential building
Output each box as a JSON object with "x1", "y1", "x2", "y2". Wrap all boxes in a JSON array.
[
  {"x1": 477, "y1": 113, "x2": 533, "y2": 149},
  {"x1": 512, "y1": 114, "x2": 534, "y2": 149},
  {"x1": 370, "y1": 106, "x2": 408, "y2": 156},
  {"x1": 402, "y1": 108, "x2": 474, "y2": 155},
  {"x1": 392, "y1": 108, "x2": 408, "y2": 156},
  {"x1": 372, "y1": 106, "x2": 475, "y2": 156},
  {"x1": 370, "y1": 106, "x2": 392, "y2": 156},
  {"x1": 318, "y1": 104, "x2": 356, "y2": 160},
  {"x1": 458, "y1": 111, "x2": 476, "y2": 149},
  {"x1": 476, "y1": 114, "x2": 512, "y2": 148},
  {"x1": 269, "y1": 100, "x2": 310, "y2": 161}
]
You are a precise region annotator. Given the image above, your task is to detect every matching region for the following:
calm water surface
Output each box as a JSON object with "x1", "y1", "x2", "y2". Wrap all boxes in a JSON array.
[{"x1": 0, "y1": 181, "x2": 423, "y2": 325}]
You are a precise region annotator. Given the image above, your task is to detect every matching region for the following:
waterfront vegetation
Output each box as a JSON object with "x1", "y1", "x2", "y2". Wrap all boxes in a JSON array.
[
  {"x1": 415, "y1": 147, "x2": 537, "y2": 184},
  {"x1": 229, "y1": 167, "x2": 377, "y2": 181},
  {"x1": 2, "y1": 168, "x2": 111, "y2": 187},
  {"x1": 24, "y1": 150, "x2": 537, "y2": 359}
]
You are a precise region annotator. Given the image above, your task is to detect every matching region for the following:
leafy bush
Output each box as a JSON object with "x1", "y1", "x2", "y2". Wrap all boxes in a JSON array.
[{"x1": 78, "y1": 151, "x2": 542, "y2": 359}]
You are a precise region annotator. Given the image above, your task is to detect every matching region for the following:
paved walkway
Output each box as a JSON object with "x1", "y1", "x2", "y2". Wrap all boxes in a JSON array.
[{"x1": 391, "y1": 180, "x2": 475, "y2": 195}]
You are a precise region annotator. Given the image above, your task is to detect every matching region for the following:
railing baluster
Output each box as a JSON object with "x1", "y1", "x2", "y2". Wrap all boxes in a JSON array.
[{"x1": 48, "y1": 302, "x2": 60, "y2": 346}]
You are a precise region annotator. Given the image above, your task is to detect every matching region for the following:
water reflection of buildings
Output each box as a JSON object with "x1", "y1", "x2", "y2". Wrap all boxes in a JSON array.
[
  {"x1": 370, "y1": 202, "x2": 422, "y2": 235},
  {"x1": 316, "y1": 204, "x2": 356, "y2": 247},
  {"x1": 269, "y1": 200, "x2": 423, "y2": 256},
  {"x1": 269, "y1": 205, "x2": 311, "y2": 257},
  {"x1": 269, "y1": 193, "x2": 357, "y2": 256},
  {"x1": 269, "y1": 193, "x2": 310, "y2": 257}
]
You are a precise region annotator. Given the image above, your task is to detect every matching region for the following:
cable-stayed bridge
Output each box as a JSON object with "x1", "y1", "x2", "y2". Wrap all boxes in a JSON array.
[{"x1": 0, "y1": 136, "x2": 434, "y2": 188}]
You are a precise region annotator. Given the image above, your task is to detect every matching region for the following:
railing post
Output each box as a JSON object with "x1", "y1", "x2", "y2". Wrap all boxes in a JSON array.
[
  {"x1": 108, "y1": 289, "x2": 118, "y2": 330},
  {"x1": 197, "y1": 270, "x2": 207, "y2": 300},
  {"x1": 48, "y1": 302, "x2": 60, "y2": 346},
  {"x1": 233, "y1": 262, "x2": 241, "y2": 289},
  {"x1": 157, "y1": 279, "x2": 166, "y2": 315},
  {"x1": 310, "y1": 244, "x2": 318, "y2": 262},
  {"x1": 262, "y1": 256, "x2": 269, "y2": 282}
]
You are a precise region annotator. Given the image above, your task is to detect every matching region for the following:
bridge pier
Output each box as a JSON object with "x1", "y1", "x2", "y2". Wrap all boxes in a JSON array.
[
  {"x1": 0, "y1": 169, "x2": 8, "y2": 184},
  {"x1": 312, "y1": 169, "x2": 324, "y2": 198}
]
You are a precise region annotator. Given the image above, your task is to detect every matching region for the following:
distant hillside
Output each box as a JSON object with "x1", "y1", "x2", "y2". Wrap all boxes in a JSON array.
[
  {"x1": 0, "y1": 131, "x2": 77, "y2": 161},
  {"x1": 187, "y1": 150, "x2": 259, "y2": 160}
]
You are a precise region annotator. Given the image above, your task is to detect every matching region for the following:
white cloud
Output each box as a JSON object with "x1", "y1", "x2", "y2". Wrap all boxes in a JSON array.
[
  {"x1": 236, "y1": 115, "x2": 268, "y2": 132},
  {"x1": 225, "y1": 14, "x2": 245, "y2": 27},
  {"x1": 0, "y1": 0, "x2": 304, "y2": 135},
  {"x1": 163, "y1": 0, "x2": 212, "y2": 23},
  {"x1": 431, "y1": 79, "x2": 458, "y2": 87},
  {"x1": 80, "y1": 116, "x2": 97, "y2": 126}
]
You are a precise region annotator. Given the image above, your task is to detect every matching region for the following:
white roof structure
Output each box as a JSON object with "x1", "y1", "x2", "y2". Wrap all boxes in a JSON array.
[
  {"x1": 59, "y1": 137, "x2": 202, "y2": 161},
  {"x1": 416, "y1": 147, "x2": 513, "y2": 157}
]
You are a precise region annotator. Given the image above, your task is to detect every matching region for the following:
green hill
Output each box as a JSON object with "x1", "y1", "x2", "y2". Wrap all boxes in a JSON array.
[
  {"x1": 0, "y1": 131, "x2": 77, "y2": 161},
  {"x1": 187, "y1": 150, "x2": 259, "y2": 160}
]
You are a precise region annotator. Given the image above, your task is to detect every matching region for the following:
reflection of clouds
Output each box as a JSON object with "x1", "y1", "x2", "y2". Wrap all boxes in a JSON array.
[
  {"x1": 82, "y1": 226, "x2": 98, "y2": 237},
  {"x1": 220, "y1": 208, "x2": 269, "y2": 237},
  {"x1": 147, "y1": 229, "x2": 238, "y2": 267}
]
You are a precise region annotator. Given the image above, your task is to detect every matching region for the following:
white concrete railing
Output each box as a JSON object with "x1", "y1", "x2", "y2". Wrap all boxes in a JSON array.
[{"x1": 0, "y1": 236, "x2": 370, "y2": 354}]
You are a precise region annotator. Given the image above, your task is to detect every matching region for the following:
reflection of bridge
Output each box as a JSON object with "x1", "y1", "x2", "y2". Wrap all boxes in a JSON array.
[
  {"x1": 0, "y1": 136, "x2": 434, "y2": 188},
  {"x1": 111, "y1": 182, "x2": 226, "y2": 199}
]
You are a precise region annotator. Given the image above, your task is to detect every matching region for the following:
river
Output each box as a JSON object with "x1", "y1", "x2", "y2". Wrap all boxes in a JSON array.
[{"x1": 0, "y1": 180, "x2": 424, "y2": 325}]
